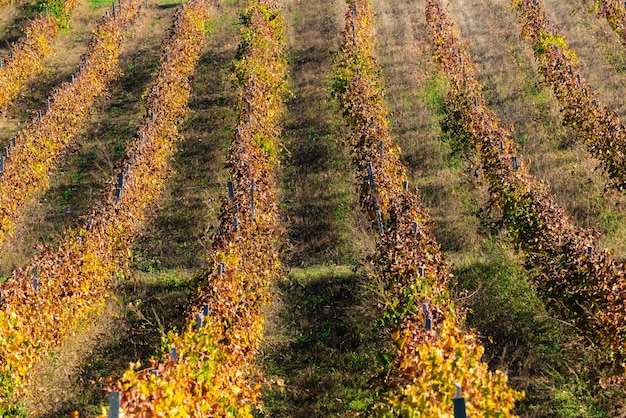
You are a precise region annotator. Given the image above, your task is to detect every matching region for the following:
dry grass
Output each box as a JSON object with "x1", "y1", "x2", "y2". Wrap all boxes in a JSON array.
[
  {"x1": 279, "y1": 0, "x2": 373, "y2": 266},
  {"x1": 0, "y1": 3, "x2": 19, "y2": 35},
  {"x1": 543, "y1": 0, "x2": 626, "y2": 119},
  {"x1": 3, "y1": 0, "x2": 626, "y2": 414},
  {"x1": 0, "y1": 2, "x2": 29, "y2": 49},
  {"x1": 0, "y1": 3, "x2": 176, "y2": 277},
  {"x1": 22, "y1": 269, "x2": 193, "y2": 416}
]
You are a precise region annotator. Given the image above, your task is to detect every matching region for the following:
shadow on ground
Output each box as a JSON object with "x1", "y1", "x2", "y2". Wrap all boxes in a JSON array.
[
  {"x1": 35, "y1": 273, "x2": 192, "y2": 417},
  {"x1": 259, "y1": 266, "x2": 390, "y2": 417}
]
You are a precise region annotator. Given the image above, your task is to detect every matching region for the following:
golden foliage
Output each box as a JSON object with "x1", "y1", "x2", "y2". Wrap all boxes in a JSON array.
[
  {"x1": 107, "y1": 0, "x2": 288, "y2": 414},
  {"x1": 429, "y1": 0, "x2": 626, "y2": 383},
  {"x1": 0, "y1": 0, "x2": 82, "y2": 110},
  {"x1": 333, "y1": 0, "x2": 523, "y2": 415},
  {"x1": 0, "y1": 0, "x2": 142, "y2": 246},
  {"x1": 0, "y1": 0, "x2": 145, "y2": 408}
]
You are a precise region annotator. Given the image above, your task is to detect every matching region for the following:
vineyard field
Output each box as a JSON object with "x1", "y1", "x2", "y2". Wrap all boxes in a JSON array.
[{"x1": 1, "y1": 0, "x2": 626, "y2": 416}]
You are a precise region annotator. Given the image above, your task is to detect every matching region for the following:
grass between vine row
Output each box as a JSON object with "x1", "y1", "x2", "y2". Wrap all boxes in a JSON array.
[{"x1": 1, "y1": 0, "x2": 626, "y2": 415}]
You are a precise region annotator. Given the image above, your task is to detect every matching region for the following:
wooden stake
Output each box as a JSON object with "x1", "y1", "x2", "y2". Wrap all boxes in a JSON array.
[
  {"x1": 115, "y1": 172, "x2": 124, "y2": 199},
  {"x1": 250, "y1": 179, "x2": 255, "y2": 221},
  {"x1": 453, "y1": 383, "x2": 467, "y2": 418},
  {"x1": 108, "y1": 392, "x2": 121, "y2": 418},
  {"x1": 228, "y1": 180, "x2": 234, "y2": 202},
  {"x1": 366, "y1": 162, "x2": 384, "y2": 236}
]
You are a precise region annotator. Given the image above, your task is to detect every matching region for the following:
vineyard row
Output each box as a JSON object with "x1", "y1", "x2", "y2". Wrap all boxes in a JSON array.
[
  {"x1": 512, "y1": 0, "x2": 626, "y2": 190},
  {"x1": 427, "y1": 0, "x2": 626, "y2": 384},
  {"x1": 0, "y1": 0, "x2": 201, "y2": 412},
  {"x1": 0, "y1": 0, "x2": 81, "y2": 110},
  {"x1": 108, "y1": 0, "x2": 288, "y2": 415},
  {"x1": 332, "y1": 0, "x2": 522, "y2": 415},
  {"x1": 0, "y1": 0, "x2": 142, "y2": 246}
]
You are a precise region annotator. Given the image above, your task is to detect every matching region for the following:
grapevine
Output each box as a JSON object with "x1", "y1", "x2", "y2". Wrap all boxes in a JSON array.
[
  {"x1": 107, "y1": 0, "x2": 288, "y2": 415},
  {"x1": 0, "y1": 0, "x2": 81, "y2": 110},
  {"x1": 511, "y1": 0, "x2": 626, "y2": 191},
  {"x1": 332, "y1": 0, "x2": 523, "y2": 415},
  {"x1": 0, "y1": 0, "x2": 142, "y2": 247},
  {"x1": 428, "y1": 0, "x2": 626, "y2": 383},
  {"x1": 0, "y1": 0, "x2": 13, "y2": 11},
  {"x1": 596, "y1": 0, "x2": 626, "y2": 42},
  {"x1": 0, "y1": 0, "x2": 150, "y2": 411}
]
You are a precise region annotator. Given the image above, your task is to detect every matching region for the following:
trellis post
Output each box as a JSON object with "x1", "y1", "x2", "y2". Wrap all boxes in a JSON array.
[
  {"x1": 453, "y1": 383, "x2": 467, "y2": 418},
  {"x1": 108, "y1": 392, "x2": 120, "y2": 418},
  {"x1": 366, "y1": 162, "x2": 384, "y2": 236},
  {"x1": 250, "y1": 179, "x2": 255, "y2": 221}
]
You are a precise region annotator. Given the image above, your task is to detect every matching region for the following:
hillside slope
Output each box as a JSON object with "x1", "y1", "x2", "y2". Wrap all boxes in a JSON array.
[{"x1": 1, "y1": 0, "x2": 626, "y2": 416}]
